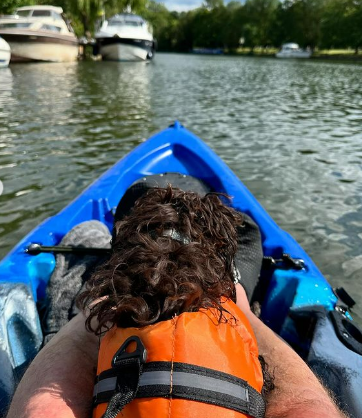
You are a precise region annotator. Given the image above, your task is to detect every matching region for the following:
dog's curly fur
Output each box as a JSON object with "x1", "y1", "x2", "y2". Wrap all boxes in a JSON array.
[{"x1": 79, "y1": 186, "x2": 244, "y2": 335}]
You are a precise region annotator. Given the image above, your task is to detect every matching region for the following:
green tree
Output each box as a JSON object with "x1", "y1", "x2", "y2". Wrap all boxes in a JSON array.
[
  {"x1": 64, "y1": 0, "x2": 149, "y2": 36},
  {"x1": 174, "y1": 11, "x2": 196, "y2": 51},
  {"x1": 320, "y1": 0, "x2": 351, "y2": 49},
  {"x1": 271, "y1": 0, "x2": 302, "y2": 47},
  {"x1": 221, "y1": 2, "x2": 246, "y2": 50},
  {"x1": 244, "y1": 0, "x2": 278, "y2": 48},
  {"x1": 203, "y1": 0, "x2": 224, "y2": 9},
  {"x1": 0, "y1": 0, "x2": 35, "y2": 15},
  {"x1": 65, "y1": 0, "x2": 103, "y2": 36},
  {"x1": 296, "y1": 0, "x2": 326, "y2": 48},
  {"x1": 348, "y1": 0, "x2": 362, "y2": 52},
  {"x1": 104, "y1": 0, "x2": 148, "y2": 16},
  {"x1": 273, "y1": 0, "x2": 326, "y2": 48},
  {"x1": 144, "y1": 1, "x2": 179, "y2": 51},
  {"x1": 192, "y1": 5, "x2": 229, "y2": 49}
]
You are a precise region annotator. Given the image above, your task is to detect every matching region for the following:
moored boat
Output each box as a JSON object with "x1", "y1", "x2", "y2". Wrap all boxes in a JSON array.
[
  {"x1": 95, "y1": 13, "x2": 155, "y2": 61},
  {"x1": 0, "y1": 36, "x2": 11, "y2": 67},
  {"x1": 276, "y1": 43, "x2": 311, "y2": 59},
  {"x1": 192, "y1": 48, "x2": 224, "y2": 55},
  {"x1": 0, "y1": 5, "x2": 78, "y2": 63},
  {"x1": 0, "y1": 122, "x2": 361, "y2": 416}
]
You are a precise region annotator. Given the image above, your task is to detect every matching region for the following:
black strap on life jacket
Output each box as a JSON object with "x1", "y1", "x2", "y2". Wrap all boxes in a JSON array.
[
  {"x1": 100, "y1": 336, "x2": 147, "y2": 418},
  {"x1": 95, "y1": 357, "x2": 265, "y2": 418}
]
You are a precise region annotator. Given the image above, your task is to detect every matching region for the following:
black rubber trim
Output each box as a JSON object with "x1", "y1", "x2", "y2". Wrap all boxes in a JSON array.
[{"x1": 96, "y1": 37, "x2": 154, "y2": 50}]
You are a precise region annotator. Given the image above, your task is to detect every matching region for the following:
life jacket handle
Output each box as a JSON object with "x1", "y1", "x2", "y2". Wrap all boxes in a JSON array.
[{"x1": 112, "y1": 336, "x2": 147, "y2": 368}]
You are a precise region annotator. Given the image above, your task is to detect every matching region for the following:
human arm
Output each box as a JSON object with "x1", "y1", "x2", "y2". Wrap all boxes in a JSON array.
[
  {"x1": 6, "y1": 313, "x2": 99, "y2": 418},
  {"x1": 235, "y1": 284, "x2": 348, "y2": 418}
]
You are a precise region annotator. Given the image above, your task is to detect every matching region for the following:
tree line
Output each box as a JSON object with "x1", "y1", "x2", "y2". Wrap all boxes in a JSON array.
[
  {"x1": 149, "y1": 0, "x2": 362, "y2": 53},
  {"x1": 2, "y1": 0, "x2": 362, "y2": 52}
]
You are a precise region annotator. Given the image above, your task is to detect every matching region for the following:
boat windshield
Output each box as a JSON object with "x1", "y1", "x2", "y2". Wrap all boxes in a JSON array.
[
  {"x1": 16, "y1": 10, "x2": 31, "y2": 17},
  {"x1": 32, "y1": 10, "x2": 52, "y2": 17},
  {"x1": 108, "y1": 19, "x2": 142, "y2": 27},
  {"x1": 0, "y1": 22, "x2": 32, "y2": 28},
  {"x1": 41, "y1": 24, "x2": 61, "y2": 32},
  {"x1": 126, "y1": 20, "x2": 142, "y2": 26}
]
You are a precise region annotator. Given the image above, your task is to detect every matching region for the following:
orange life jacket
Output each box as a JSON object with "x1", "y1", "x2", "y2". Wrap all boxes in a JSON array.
[{"x1": 93, "y1": 299, "x2": 265, "y2": 418}]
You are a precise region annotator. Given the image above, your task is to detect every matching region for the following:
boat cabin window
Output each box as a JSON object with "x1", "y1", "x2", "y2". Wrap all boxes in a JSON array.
[
  {"x1": 16, "y1": 10, "x2": 31, "y2": 17},
  {"x1": 108, "y1": 20, "x2": 142, "y2": 27},
  {"x1": 41, "y1": 24, "x2": 61, "y2": 32},
  {"x1": 125, "y1": 21, "x2": 142, "y2": 26},
  {"x1": 0, "y1": 22, "x2": 31, "y2": 28},
  {"x1": 32, "y1": 10, "x2": 52, "y2": 17},
  {"x1": 52, "y1": 12, "x2": 63, "y2": 21}
]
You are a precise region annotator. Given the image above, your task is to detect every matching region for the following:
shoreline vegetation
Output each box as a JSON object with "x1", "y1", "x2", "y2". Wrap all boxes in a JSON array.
[
  {"x1": 229, "y1": 48, "x2": 362, "y2": 60},
  {"x1": 2, "y1": 0, "x2": 362, "y2": 59},
  {"x1": 152, "y1": 49, "x2": 362, "y2": 62}
]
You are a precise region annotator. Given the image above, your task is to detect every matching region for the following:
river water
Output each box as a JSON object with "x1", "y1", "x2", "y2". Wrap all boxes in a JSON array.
[{"x1": 1, "y1": 53, "x2": 362, "y2": 322}]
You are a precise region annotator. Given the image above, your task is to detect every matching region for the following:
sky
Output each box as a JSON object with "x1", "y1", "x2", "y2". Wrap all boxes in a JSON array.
[{"x1": 155, "y1": 0, "x2": 238, "y2": 12}]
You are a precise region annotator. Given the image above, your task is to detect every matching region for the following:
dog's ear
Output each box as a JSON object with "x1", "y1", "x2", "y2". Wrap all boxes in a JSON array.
[
  {"x1": 114, "y1": 183, "x2": 154, "y2": 224},
  {"x1": 201, "y1": 194, "x2": 239, "y2": 241}
]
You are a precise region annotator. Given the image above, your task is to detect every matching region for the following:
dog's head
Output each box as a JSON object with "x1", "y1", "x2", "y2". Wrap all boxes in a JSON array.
[{"x1": 81, "y1": 186, "x2": 244, "y2": 334}]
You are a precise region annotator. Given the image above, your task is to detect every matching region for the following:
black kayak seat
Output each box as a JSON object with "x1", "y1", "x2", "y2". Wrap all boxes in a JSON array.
[{"x1": 114, "y1": 173, "x2": 211, "y2": 222}]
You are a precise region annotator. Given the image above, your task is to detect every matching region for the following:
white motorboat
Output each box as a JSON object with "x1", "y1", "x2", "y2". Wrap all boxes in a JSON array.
[
  {"x1": 0, "y1": 36, "x2": 11, "y2": 67},
  {"x1": 95, "y1": 13, "x2": 155, "y2": 62},
  {"x1": 0, "y1": 5, "x2": 78, "y2": 63},
  {"x1": 276, "y1": 43, "x2": 311, "y2": 59}
]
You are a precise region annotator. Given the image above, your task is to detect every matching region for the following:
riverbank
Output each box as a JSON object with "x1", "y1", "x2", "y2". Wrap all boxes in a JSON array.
[{"x1": 230, "y1": 47, "x2": 362, "y2": 61}]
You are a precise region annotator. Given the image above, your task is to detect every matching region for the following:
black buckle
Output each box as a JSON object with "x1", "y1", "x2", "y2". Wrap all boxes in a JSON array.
[
  {"x1": 263, "y1": 253, "x2": 305, "y2": 270},
  {"x1": 112, "y1": 336, "x2": 147, "y2": 368}
]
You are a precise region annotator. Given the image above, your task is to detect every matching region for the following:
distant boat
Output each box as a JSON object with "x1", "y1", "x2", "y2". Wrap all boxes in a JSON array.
[
  {"x1": 0, "y1": 5, "x2": 78, "y2": 63},
  {"x1": 192, "y1": 48, "x2": 224, "y2": 55},
  {"x1": 0, "y1": 36, "x2": 10, "y2": 67},
  {"x1": 95, "y1": 13, "x2": 155, "y2": 62},
  {"x1": 276, "y1": 43, "x2": 311, "y2": 59}
]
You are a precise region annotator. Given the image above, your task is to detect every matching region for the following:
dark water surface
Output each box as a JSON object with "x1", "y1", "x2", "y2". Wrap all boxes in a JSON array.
[{"x1": 1, "y1": 54, "x2": 362, "y2": 322}]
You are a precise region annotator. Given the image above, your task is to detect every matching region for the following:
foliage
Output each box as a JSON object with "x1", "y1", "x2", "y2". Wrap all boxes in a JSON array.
[
  {"x1": 0, "y1": 0, "x2": 35, "y2": 15},
  {"x1": 203, "y1": 0, "x2": 224, "y2": 9},
  {"x1": 2, "y1": 0, "x2": 362, "y2": 51},
  {"x1": 321, "y1": 0, "x2": 362, "y2": 51},
  {"x1": 243, "y1": 0, "x2": 278, "y2": 47}
]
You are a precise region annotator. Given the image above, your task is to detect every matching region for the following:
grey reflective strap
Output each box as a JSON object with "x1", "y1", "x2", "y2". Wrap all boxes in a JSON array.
[
  {"x1": 94, "y1": 377, "x2": 117, "y2": 397},
  {"x1": 141, "y1": 370, "x2": 249, "y2": 401},
  {"x1": 94, "y1": 370, "x2": 248, "y2": 402},
  {"x1": 93, "y1": 362, "x2": 265, "y2": 418}
]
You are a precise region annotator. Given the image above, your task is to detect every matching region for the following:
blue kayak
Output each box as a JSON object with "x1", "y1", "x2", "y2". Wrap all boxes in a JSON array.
[{"x1": 0, "y1": 122, "x2": 361, "y2": 416}]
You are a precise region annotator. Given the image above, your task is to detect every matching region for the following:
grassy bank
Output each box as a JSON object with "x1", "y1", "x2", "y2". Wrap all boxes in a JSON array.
[{"x1": 229, "y1": 47, "x2": 362, "y2": 61}]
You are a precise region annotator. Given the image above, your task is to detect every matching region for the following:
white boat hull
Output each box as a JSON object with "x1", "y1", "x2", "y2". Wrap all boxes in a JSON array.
[
  {"x1": 9, "y1": 41, "x2": 78, "y2": 62},
  {"x1": 0, "y1": 38, "x2": 11, "y2": 68},
  {"x1": 100, "y1": 42, "x2": 150, "y2": 61},
  {"x1": 276, "y1": 51, "x2": 311, "y2": 59}
]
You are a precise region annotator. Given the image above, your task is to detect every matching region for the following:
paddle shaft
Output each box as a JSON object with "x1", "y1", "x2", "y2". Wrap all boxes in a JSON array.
[{"x1": 26, "y1": 243, "x2": 111, "y2": 256}]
